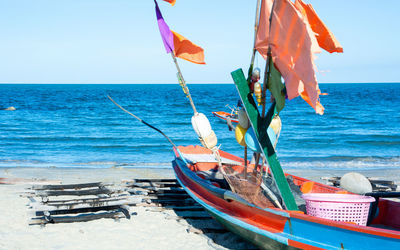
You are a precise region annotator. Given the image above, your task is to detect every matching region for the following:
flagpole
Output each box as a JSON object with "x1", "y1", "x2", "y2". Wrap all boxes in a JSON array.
[
  {"x1": 261, "y1": 0, "x2": 276, "y2": 118},
  {"x1": 171, "y1": 53, "x2": 198, "y2": 114},
  {"x1": 249, "y1": 0, "x2": 262, "y2": 71}
]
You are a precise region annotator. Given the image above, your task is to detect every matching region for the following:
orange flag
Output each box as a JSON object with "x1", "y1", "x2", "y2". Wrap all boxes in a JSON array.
[
  {"x1": 256, "y1": 0, "x2": 327, "y2": 114},
  {"x1": 162, "y1": 0, "x2": 176, "y2": 6},
  {"x1": 295, "y1": 0, "x2": 343, "y2": 53},
  {"x1": 254, "y1": 0, "x2": 274, "y2": 59},
  {"x1": 172, "y1": 31, "x2": 205, "y2": 65}
]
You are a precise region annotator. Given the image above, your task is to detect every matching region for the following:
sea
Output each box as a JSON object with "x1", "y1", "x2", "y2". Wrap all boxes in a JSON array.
[{"x1": 0, "y1": 83, "x2": 399, "y2": 171}]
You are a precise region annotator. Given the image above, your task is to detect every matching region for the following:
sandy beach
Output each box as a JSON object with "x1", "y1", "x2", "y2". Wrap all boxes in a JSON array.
[
  {"x1": 0, "y1": 167, "x2": 253, "y2": 250},
  {"x1": 0, "y1": 167, "x2": 399, "y2": 250}
]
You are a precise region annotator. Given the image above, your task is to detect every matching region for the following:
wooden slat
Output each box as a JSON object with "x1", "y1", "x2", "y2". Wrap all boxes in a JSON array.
[
  {"x1": 231, "y1": 68, "x2": 298, "y2": 211},
  {"x1": 34, "y1": 205, "x2": 128, "y2": 216},
  {"x1": 32, "y1": 182, "x2": 111, "y2": 190},
  {"x1": 35, "y1": 188, "x2": 116, "y2": 197},
  {"x1": 30, "y1": 210, "x2": 125, "y2": 225},
  {"x1": 132, "y1": 178, "x2": 177, "y2": 183},
  {"x1": 30, "y1": 197, "x2": 141, "y2": 211},
  {"x1": 43, "y1": 195, "x2": 132, "y2": 205}
]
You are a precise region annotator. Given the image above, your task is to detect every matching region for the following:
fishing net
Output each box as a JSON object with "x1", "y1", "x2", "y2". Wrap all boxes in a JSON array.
[{"x1": 220, "y1": 164, "x2": 274, "y2": 209}]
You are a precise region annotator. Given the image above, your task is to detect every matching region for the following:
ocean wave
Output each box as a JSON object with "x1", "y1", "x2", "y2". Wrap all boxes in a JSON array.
[
  {"x1": 282, "y1": 156, "x2": 400, "y2": 170},
  {"x1": 0, "y1": 160, "x2": 172, "y2": 169}
]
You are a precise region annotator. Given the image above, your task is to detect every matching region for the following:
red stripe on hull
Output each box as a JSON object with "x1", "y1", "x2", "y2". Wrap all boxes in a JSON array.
[
  {"x1": 288, "y1": 239, "x2": 325, "y2": 250},
  {"x1": 173, "y1": 163, "x2": 288, "y2": 233}
]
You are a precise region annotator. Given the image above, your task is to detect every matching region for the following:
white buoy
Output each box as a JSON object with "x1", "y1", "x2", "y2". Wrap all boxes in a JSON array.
[
  {"x1": 340, "y1": 172, "x2": 373, "y2": 194},
  {"x1": 191, "y1": 113, "x2": 218, "y2": 149}
]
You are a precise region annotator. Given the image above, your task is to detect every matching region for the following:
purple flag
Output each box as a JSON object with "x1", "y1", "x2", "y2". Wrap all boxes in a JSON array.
[{"x1": 154, "y1": 0, "x2": 174, "y2": 53}]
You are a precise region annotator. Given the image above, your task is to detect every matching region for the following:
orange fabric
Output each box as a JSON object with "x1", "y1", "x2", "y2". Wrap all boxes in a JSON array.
[
  {"x1": 162, "y1": 0, "x2": 176, "y2": 6},
  {"x1": 172, "y1": 30, "x2": 205, "y2": 65},
  {"x1": 300, "y1": 181, "x2": 315, "y2": 194},
  {"x1": 295, "y1": 0, "x2": 343, "y2": 53},
  {"x1": 255, "y1": 0, "x2": 323, "y2": 114},
  {"x1": 300, "y1": 89, "x2": 324, "y2": 115},
  {"x1": 255, "y1": 0, "x2": 274, "y2": 58}
]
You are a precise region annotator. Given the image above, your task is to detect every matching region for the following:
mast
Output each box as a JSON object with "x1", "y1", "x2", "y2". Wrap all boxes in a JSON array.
[
  {"x1": 249, "y1": 0, "x2": 262, "y2": 71},
  {"x1": 261, "y1": 0, "x2": 276, "y2": 118}
]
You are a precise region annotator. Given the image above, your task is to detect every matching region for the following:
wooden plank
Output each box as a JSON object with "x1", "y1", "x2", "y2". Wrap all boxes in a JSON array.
[
  {"x1": 30, "y1": 197, "x2": 141, "y2": 211},
  {"x1": 32, "y1": 182, "x2": 111, "y2": 190},
  {"x1": 131, "y1": 178, "x2": 177, "y2": 183},
  {"x1": 129, "y1": 182, "x2": 181, "y2": 188},
  {"x1": 30, "y1": 210, "x2": 126, "y2": 225},
  {"x1": 34, "y1": 204, "x2": 129, "y2": 217},
  {"x1": 231, "y1": 68, "x2": 298, "y2": 211},
  {"x1": 35, "y1": 188, "x2": 117, "y2": 197},
  {"x1": 43, "y1": 195, "x2": 132, "y2": 205}
]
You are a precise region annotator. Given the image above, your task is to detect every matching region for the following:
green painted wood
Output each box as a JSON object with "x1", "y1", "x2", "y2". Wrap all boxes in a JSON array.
[{"x1": 231, "y1": 68, "x2": 298, "y2": 211}]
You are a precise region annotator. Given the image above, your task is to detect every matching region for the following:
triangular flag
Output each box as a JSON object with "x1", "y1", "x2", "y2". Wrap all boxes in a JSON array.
[
  {"x1": 162, "y1": 0, "x2": 176, "y2": 6},
  {"x1": 172, "y1": 31, "x2": 205, "y2": 65}
]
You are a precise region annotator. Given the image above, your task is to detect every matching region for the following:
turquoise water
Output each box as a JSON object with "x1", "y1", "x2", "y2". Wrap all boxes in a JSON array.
[{"x1": 0, "y1": 83, "x2": 399, "y2": 170}]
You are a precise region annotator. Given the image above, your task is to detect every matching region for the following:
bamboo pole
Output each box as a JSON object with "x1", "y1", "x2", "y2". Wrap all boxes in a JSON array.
[
  {"x1": 249, "y1": 0, "x2": 262, "y2": 69},
  {"x1": 248, "y1": 0, "x2": 262, "y2": 175},
  {"x1": 171, "y1": 53, "x2": 197, "y2": 114},
  {"x1": 261, "y1": 0, "x2": 276, "y2": 118}
]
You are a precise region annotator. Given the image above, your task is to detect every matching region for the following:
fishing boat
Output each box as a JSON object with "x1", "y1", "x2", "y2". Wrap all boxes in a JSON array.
[
  {"x1": 172, "y1": 145, "x2": 400, "y2": 249},
  {"x1": 212, "y1": 111, "x2": 239, "y2": 124},
  {"x1": 111, "y1": 0, "x2": 400, "y2": 249}
]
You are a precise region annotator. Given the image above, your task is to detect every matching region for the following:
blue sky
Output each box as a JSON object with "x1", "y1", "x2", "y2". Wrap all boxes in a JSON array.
[{"x1": 0, "y1": 0, "x2": 399, "y2": 84}]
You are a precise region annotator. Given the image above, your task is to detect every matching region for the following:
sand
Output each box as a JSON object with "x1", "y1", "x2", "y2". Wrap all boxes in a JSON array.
[{"x1": 0, "y1": 167, "x2": 399, "y2": 250}]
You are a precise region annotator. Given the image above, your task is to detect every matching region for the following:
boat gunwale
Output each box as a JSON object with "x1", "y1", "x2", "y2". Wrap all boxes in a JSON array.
[{"x1": 173, "y1": 146, "x2": 400, "y2": 240}]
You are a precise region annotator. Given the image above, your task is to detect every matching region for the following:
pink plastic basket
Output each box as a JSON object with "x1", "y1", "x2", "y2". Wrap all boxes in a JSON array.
[{"x1": 301, "y1": 193, "x2": 375, "y2": 226}]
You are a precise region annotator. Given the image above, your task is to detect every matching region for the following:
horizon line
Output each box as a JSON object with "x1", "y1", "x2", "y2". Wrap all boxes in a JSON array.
[{"x1": 1, "y1": 82, "x2": 400, "y2": 85}]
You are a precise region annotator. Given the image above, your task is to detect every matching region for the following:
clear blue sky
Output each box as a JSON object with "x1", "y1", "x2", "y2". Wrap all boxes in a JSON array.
[{"x1": 0, "y1": 0, "x2": 399, "y2": 84}]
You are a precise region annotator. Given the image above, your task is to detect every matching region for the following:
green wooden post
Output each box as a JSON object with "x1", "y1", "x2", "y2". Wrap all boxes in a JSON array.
[{"x1": 231, "y1": 68, "x2": 298, "y2": 211}]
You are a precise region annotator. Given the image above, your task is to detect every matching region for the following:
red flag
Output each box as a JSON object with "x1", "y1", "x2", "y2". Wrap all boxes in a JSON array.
[
  {"x1": 172, "y1": 31, "x2": 205, "y2": 65},
  {"x1": 295, "y1": 0, "x2": 343, "y2": 53},
  {"x1": 162, "y1": 0, "x2": 176, "y2": 6}
]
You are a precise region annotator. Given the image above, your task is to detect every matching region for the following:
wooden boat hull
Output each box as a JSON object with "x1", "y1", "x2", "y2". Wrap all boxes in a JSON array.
[
  {"x1": 172, "y1": 146, "x2": 400, "y2": 250},
  {"x1": 212, "y1": 111, "x2": 239, "y2": 123}
]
